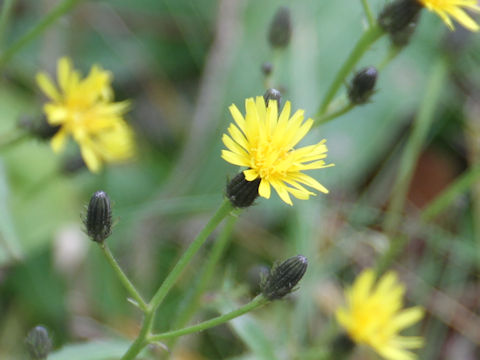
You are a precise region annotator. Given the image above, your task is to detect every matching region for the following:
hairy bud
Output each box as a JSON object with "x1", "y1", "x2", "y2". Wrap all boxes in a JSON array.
[
  {"x1": 378, "y1": 0, "x2": 421, "y2": 33},
  {"x1": 263, "y1": 88, "x2": 282, "y2": 108},
  {"x1": 226, "y1": 172, "x2": 260, "y2": 208},
  {"x1": 261, "y1": 255, "x2": 308, "y2": 300},
  {"x1": 268, "y1": 7, "x2": 292, "y2": 48},
  {"x1": 348, "y1": 67, "x2": 378, "y2": 104},
  {"x1": 25, "y1": 326, "x2": 52, "y2": 360},
  {"x1": 84, "y1": 190, "x2": 112, "y2": 243}
]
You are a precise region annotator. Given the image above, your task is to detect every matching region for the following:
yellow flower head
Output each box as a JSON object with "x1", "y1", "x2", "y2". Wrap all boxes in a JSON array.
[
  {"x1": 221, "y1": 96, "x2": 333, "y2": 205},
  {"x1": 36, "y1": 57, "x2": 135, "y2": 173},
  {"x1": 336, "y1": 269, "x2": 424, "y2": 360},
  {"x1": 418, "y1": 0, "x2": 480, "y2": 31}
]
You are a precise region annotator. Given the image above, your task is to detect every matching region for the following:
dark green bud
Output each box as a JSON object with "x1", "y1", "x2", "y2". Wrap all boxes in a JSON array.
[
  {"x1": 390, "y1": 19, "x2": 419, "y2": 47},
  {"x1": 25, "y1": 326, "x2": 52, "y2": 360},
  {"x1": 226, "y1": 172, "x2": 260, "y2": 208},
  {"x1": 268, "y1": 7, "x2": 292, "y2": 48},
  {"x1": 261, "y1": 62, "x2": 273, "y2": 76},
  {"x1": 84, "y1": 190, "x2": 112, "y2": 243},
  {"x1": 19, "y1": 116, "x2": 60, "y2": 140},
  {"x1": 330, "y1": 333, "x2": 356, "y2": 358},
  {"x1": 378, "y1": 0, "x2": 421, "y2": 36},
  {"x1": 263, "y1": 88, "x2": 282, "y2": 108},
  {"x1": 348, "y1": 67, "x2": 378, "y2": 104},
  {"x1": 261, "y1": 255, "x2": 308, "y2": 300}
]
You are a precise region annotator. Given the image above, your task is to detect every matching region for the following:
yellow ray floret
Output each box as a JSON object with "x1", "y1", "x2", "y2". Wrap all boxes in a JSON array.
[
  {"x1": 221, "y1": 96, "x2": 333, "y2": 205},
  {"x1": 418, "y1": 0, "x2": 480, "y2": 31},
  {"x1": 336, "y1": 269, "x2": 425, "y2": 360},
  {"x1": 36, "y1": 56, "x2": 135, "y2": 173}
]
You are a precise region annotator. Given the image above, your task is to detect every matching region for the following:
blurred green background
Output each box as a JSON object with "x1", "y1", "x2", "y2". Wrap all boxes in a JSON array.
[{"x1": 0, "y1": 0, "x2": 479, "y2": 359}]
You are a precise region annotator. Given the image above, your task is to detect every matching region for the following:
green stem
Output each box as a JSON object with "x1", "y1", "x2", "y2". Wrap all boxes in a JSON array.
[
  {"x1": 0, "y1": 0, "x2": 83, "y2": 69},
  {"x1": 148, "y1": 199, "x2": 233, "y2": 312},
  {"x1": 316, "y1": 24, "x2": 384, "y2": 117},
  {"x1": 360, "y1": 0, "x2": 375, "y2": 27},
  {"x1": 149, "y1": 295, "x2": 268, "y2": 342},
  {"x1": 421, "y1": 164, "x2": 480, "y2": 222},
  {"x1": 120, "y1": 311, "x2": 155, "y2": 360},
  {"x1": 100, "y1": 244, "x2": 148, "y2": 312},
  {"x1": 170, "y1": 214, "x2": 238, "y2": 343},
  {"x1": 382, "y1": 58, "x2": 447, "y2": 237},
  {"x1": 0, "y1": 0, "x2": 15, "y2": 50},
  {"x1": 0, "y1": 132, "x2": 29, "y2": 152},
  {"x1": 378, "y1": 46, "x2": 400, "y2": 72},
  {"x1": 315, "y1": 102, "x2": 354, "y2": 126}
]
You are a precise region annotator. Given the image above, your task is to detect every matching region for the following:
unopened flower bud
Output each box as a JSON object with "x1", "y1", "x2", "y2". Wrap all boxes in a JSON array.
[
  {"x1": 390, "y1": 20, "x2": 419, "y2": 47},
  {"x1": 261, "y1": 255, "x2": 308, "y2": 300},
  {"x1": 348, "y1": 67, "x2": 378, "y2": 104},
  {"x1": 378, "y1": 0, "x2": 422, "y2": 37},
  {"x1": 25, "y1": 326, "x2": 52, "y2": 360},
  {"x1": 19, "y1": 116, "x2": 60, "y2": 140},
  {"x1": 84, "y1": 190, "x2": 112, "y2": 243},
  {"x1": 330, "y1": 333, "x2": 356, "y2": 358},
  {"x1": 261, "y1": 62, "x2": 273, "y2": 76},
  {"x1": 268, "y1": 7, "x2": 292, "y2": 48},
  {"x1": 226, "y1": 172, "x2": 260, "y2": 208},
  {"x1": 263, "y1": 88, "x2": 282, "y2": 108}
]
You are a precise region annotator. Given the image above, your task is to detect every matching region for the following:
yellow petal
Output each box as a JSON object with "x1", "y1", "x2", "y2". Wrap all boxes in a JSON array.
[
  {"x1": 36, "y1": 72, "x2": 60, "y2": 101},
  {"x1": 50, "y1": 129, "x2": 68, "y2": 153},
  {"x1": 80, "y1": 143, "x2": 102, "y2": 173},
  {"x1": 221, "y1": 150, "x2": 249, "y2": 167},
  {"x1": 258, "y1": 179, "x2": 271, "y2": 199},
  {"x1": 58, "y1": 56, "x2": 73, "y2": 93},
  {"x1": 244, "y1": 169, "x2": 259, "y2": 181}
]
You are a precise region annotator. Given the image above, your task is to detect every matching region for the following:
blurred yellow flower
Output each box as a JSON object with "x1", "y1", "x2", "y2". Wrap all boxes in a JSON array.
[
  {"x1": 336, "y1": 269, "x2": 424, "y2": 360},
  {"x1": 418, "y1": 0, "x2": 480, "y2": 31},
  {"x1": 36, "y1": 57, "x2": 135, "y2": 173},
  {"x1": 221, "y1": 96, "x2": 333, "y2": 205}
]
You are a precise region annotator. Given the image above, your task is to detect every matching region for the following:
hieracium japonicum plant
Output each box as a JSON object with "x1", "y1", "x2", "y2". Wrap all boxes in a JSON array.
[{"x1": 2, "y1": 0, "x2": 477, "y2": 358}]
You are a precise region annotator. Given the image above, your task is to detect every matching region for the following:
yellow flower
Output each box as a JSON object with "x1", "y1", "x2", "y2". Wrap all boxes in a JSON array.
[
  {"x1": 336, "y1": 269, "x2": 424, "y2": 360},
  {"x1": 418, "y1": 0, "x2": 480, "y2": 31},
  {"x1": 36, "y1": 57, "x2": 135, "y2": 173},
  {"x1": 221, "y1": 96, "x2": 333, "y2": 205}
]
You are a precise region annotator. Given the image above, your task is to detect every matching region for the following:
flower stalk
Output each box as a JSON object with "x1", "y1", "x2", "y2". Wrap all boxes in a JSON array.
[
  {"x1": 0, "y1": 0, "x2": 83, "y2": 69},
  {"x1": 316, "y1": 24, "x2": 384, "y2": 118},
  {"x1": 149, "y1": 295, "x2": 269, "y2": 342},
  {"x1": 99, "y1": 244, "x2": 148, "y2": 312}
]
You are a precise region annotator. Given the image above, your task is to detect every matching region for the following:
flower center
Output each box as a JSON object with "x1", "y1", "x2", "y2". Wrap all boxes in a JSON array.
[{"x1": 251, "y1": 141, "x2": 289, "y2": 180}]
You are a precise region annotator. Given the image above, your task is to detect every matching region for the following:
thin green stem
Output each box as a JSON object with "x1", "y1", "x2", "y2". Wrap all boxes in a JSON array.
[
  {"x1": 315, "y1": 102, "x2": 354, "y2": 126},
  {"x1": 0, "y1": 0, "x2": 83, "y2": 69},
  {"x1": 148, "y1": 199, "x2": 233, "y2": 312},
  {"x1": 382, "y1": 58, "x2": 447, "y2": 237},
  {"x1": 378, "y1": 46, "x2": 400, "y2": 72},
  {"x1": 360, "y1": 0, "x2": 375, "y2": 27},
  {"x1": 421, "y1": 164, "x2": 480, "y2": 222},
  {"x1": 0, "y1": 0, "x2": 15, "y2": 50},
  {"x1": 0, "y1": 132, "x2": 29, "y2": 152},
  {"x1": 100, "y1": 244, "x2": 148, "y2": 312},
  {"x1": 316, "y1": 24, "x2": 384, "y2": 117},
  {"x1": 149, "y1": 295, "x2": 268, "y2": 342},
  {"x1": 170, "y1": 214, "x2": 238, "y2": 345},
  {"x1": 120, "y1": 311, "x2": 155, "y2": 360}
]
